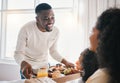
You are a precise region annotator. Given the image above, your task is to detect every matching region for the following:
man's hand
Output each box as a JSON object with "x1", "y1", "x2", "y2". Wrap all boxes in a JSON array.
[
  {"x1": 21, "y1": 61, "x2": 32, "y2": 79},
  {"x1": 61, "y1": 59, "x2": 74, "y2": 68}
]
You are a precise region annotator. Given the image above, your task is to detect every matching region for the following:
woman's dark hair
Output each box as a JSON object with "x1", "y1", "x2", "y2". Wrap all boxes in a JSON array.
[
  {"x1": 35, "y1": 3, "x2": 52, "y2": 14},
  {"x1": 96, "y1": 8, "x2": 120, "y2": 38},
  {"x1": 97, "y1": 8, "x2": 120, "y2": 83},
  {"x1": 80, "y1": 49, "x2": 98, "y2": 82}
]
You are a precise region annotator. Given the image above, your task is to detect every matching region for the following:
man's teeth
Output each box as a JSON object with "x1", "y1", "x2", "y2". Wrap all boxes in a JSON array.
[{"x1": 48, "y1": 24, "x2": 52, "y2": 27}]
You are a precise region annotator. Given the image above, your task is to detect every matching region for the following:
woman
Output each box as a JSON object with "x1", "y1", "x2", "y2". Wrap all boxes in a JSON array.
[
  {"x1": 77, "y1": 6, "x2": 114, "y2": 83},
  {"x1": 86, "y1": 8, "x2": 120, "y2": 83}
]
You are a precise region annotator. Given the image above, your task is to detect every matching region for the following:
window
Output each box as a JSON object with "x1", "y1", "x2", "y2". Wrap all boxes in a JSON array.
[
  {"x1": 0, "y1": 1, "x2": 1, "y2": 9},
  {"x1": 39, "y1": 0, "x2": 73, "y2": 8},
  {"x1": 0, "y1": 0, "x2": 36, "y2": 61},
  {"x1": 7, "y1": 0, "x2": 34, "y2": 9},
  {"x1": 6, "y1": 13, "x2": 35, "y2": 58},
  {"x1": 0, "y1": 0, "x2": 82, "y2": 64}
]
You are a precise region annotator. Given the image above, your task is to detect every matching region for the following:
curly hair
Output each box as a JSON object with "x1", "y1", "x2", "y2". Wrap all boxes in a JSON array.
[
  {"x1": 80, "y1": 49, "x2": 98, "y2": 82},
  {"x1": 97, "y1": 8, "x2": 120, "y2": 83}
]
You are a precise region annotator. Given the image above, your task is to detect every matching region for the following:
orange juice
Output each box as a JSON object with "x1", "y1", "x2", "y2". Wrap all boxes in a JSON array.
[{"x1": 37, "y1": 68, "x2": 48, "y2": 78}]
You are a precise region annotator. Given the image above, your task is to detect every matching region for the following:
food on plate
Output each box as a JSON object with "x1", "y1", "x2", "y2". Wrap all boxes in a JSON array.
[
  {"x1": 52, "y1": 70, "x2": 61, "y2": 79},
  {"x1": 48, "y1": 63, "x2": 80, "y2": 78},
  {"x1": 63, "y1": 67, "x2": 80, "y2": 75},
  {"x1": 31, "y1": 63, "x2": 80, "y2": 78},
  {"x1": 48, "y1": 64, "x2": 65, "y2": 74},
  {"x1": 48, "y1": 63, "x2": 64, "y2": 78}
]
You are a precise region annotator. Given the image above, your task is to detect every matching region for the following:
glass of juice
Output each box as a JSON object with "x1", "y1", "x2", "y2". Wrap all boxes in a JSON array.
[{"x1": 37, "y1": 68, "x2": 48, "y2": 78}]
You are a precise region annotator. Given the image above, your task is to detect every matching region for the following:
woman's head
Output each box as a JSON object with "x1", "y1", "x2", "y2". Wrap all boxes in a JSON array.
[
  {"x1": 78, "y1": 49, "x2": 98, "y2": 82},
  {"x1": 96, "y1": 8, "x2": 120, "y2": 35},
  {"x1": 89, "y1": 8, "x2": 120, "y2": 52},
  {"x1": 97, "y1": 8, "x2": 120, "y2": 82},
  {"x1": 97, "y1": 8, "x2": 120, "y2": 68}
]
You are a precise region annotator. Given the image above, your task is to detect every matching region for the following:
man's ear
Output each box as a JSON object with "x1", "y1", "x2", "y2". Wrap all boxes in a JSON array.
[{"x1": 36, "y1": 16, "x2": 38, "y2": 21}]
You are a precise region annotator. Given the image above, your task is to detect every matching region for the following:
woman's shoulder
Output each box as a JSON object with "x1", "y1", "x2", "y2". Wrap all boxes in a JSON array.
[{"x1": 86, "y1": 68, "x2": 109, "y2": 83}]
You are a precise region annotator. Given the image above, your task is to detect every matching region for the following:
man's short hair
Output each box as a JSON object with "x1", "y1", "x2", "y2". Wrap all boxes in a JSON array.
[{"x1": 35, "y1": 3, "x2": 52, "y2": 14}]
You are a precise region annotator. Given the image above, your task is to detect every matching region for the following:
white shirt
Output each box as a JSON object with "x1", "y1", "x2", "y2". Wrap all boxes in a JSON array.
[
  {"x1": 14, "y1": 21, "x2": 63, "y2": 69},
  {"x1": 86, "y1": 68, "x2": 109, "y2": 83}
]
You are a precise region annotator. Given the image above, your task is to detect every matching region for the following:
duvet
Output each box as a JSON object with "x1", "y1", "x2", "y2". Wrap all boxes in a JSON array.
[{"x1": 0, "y1": 77, "x2": 56, "y2": 83}]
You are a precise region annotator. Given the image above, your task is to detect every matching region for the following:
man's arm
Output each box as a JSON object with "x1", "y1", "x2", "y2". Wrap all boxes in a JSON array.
[
  {"x1": 49, "y1": 45, "x2": 74, "y2": 67},
  {"x1": 14, "y1": 27, "x2": 27, "y2": 65},
  {"x1": 49, "y1": 32, "x2": 74, "y2": 67},
  {"x1": 61, "y1": 58, "x2": 74, "y2": 67},
  {"x1": 14, "y1": 27, "x2": 32, "y2": 79}
]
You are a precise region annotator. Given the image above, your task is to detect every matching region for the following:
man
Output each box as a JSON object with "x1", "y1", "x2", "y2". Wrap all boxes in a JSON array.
[{"x1": 14, "y1": 3, "x2": 74, "y2": 79}]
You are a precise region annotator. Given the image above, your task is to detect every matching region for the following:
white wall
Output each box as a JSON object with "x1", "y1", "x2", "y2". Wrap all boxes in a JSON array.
[{"x1": 0, "y1": 63, "x2": 20, "y2": 81}]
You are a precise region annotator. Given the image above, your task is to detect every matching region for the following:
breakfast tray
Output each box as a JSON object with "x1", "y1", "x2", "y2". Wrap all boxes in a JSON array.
[{"x1": 53, "y1": 73, "x2": 80, "y2": 83}]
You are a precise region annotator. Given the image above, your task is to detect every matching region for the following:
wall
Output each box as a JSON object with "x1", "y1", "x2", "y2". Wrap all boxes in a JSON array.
[{"x1": 0, "y1": 63, "x2": 20, "y2": 81}]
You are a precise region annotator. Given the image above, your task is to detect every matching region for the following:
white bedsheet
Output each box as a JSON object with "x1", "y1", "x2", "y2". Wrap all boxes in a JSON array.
[
  {"x1": 0, "y1": 80, "x2": 25, "y2": 83},
  {"x1": 0, "y1": 77, "x2": 83, "y2": 83},
  {"x1": 0, "y1": 77, "x2": 56, "y2": 83}
]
